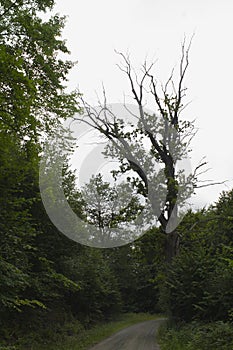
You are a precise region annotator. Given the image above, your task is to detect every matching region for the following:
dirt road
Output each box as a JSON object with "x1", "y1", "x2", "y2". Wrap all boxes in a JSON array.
[{"x1": 89, "y1": 318, "x2": 165, "y2": 350}]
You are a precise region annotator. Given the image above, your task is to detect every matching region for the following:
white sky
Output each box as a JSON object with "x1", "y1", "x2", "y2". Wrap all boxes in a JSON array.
[{"x1": 53, "y1": 0, "x2": 233, "y2": 209}]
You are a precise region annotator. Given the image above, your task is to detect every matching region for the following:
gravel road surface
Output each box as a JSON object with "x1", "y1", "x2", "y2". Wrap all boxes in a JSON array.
[{"x1": 89, "y1": 318, "x2": 165, "y2": 350}]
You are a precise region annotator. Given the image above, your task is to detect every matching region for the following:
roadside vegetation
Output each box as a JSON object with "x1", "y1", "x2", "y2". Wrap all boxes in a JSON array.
[
  {"x1": 158, "y1": 190, "x2": 233, "y2": 349},
  {"x1": 0, "y1": 313, "x2": 161, "y2": 350},
  {"x1": 159, "y1": 321, "x2": 233, "y2": 350}
]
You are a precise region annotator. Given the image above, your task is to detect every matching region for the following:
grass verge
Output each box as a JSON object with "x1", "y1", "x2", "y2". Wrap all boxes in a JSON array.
[{"x1": 3, "y1": 313, "x2": 163, "y2": 350}]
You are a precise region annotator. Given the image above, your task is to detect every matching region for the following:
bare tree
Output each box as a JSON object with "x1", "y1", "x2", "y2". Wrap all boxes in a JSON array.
[{"x1": 75, "y1": 39, "x2": 224, "y2": 262}]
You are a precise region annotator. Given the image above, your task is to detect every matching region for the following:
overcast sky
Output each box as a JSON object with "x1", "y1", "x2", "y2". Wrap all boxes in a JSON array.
[{"x1": 52, "y1": 0, "x2": 233, "y2": 210}]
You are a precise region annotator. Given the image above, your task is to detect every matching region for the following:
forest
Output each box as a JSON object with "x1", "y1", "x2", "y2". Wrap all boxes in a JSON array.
[{"x1": 0, "y1": 1, "x2": 232, "y2": 349}]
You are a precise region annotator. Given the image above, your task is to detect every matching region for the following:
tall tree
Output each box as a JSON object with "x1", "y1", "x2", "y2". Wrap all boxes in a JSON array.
[
  {"x1": 0, "y1": 0, "x2": 80, "y2": 321},
  {"x1": 77, "y1": 40, "x2": 213, "y2": 262}
]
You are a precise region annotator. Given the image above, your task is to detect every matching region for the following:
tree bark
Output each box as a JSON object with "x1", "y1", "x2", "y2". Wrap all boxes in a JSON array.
[{"x1": 165, "y1": 230, "x2": 179, "y2": 263}]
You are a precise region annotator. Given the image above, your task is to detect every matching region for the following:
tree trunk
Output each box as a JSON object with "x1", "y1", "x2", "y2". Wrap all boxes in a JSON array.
[{"x1": 165, "y1": 230, "x2": 179, "y2": 263}]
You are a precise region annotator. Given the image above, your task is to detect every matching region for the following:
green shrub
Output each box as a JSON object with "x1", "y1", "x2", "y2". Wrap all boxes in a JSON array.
[
  {"x1": 163, "y1": 236, "x2": 233, "y2": 322},
  {"x1": 159, "y1": 321, "x2": 233, "y2": 350}
]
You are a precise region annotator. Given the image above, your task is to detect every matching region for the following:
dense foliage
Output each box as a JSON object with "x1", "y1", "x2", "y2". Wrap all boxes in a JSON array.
[
  {"x1": 162, "y1": 199, "x2": 233, "y2": 323},
  {"x1": 159, "y1": 321, "x2": 233, "y2": 350},
  {"x1": 159, "y1": 193, "x2": 233, "y2": 349}
]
